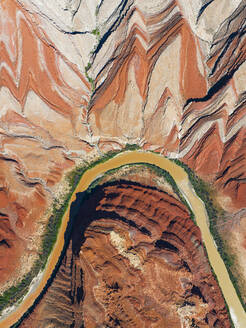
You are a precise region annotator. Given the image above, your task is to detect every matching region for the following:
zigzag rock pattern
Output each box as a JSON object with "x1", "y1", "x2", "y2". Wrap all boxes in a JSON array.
[{"x1": 0, "y1": 0, "x2": 246, "y2": 324}]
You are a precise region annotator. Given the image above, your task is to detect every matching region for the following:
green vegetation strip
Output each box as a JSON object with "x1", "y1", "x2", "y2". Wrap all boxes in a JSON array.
[
  {"x1": 172, "y1": 158, "x2": 246, "y2": 313},
  {"x1": 0, "y1": 144, "x2": 140, "y2": 315},
  {"x1": 84, "y1": 161, "x2": 236, "y2": 327},
  {"x1": 87, "y1": 162, "x2": 195, "y2": 223},
  {"x1": 0, "y1": 147, "x2": 242, "y2": 328}
]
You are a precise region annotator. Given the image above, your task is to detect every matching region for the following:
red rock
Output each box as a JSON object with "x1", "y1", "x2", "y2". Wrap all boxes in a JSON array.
[{"x1": 19, "y1": 180, "x2": 231, "y2": 328}]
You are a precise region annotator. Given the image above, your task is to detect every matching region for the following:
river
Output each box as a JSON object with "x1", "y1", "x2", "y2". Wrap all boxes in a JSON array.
[{"x1": 1, "y1": 151, "x2": 245, "y2": 327}]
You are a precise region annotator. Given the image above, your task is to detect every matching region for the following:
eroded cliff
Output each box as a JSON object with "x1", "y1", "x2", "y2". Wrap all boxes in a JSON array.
[
  {"x1": 0, "y1": 0, "x2": 246, "y2": 323},
  {"x1": 19, "y1": 166, "x2": 231, "y2": 327}
]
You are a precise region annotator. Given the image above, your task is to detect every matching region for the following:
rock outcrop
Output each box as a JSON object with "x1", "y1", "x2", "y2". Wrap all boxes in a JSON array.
[
  {"x1": 20, "y1": 178, "x2": 231, "y2": 328},
  {"x1": 1, "y1": 0, "x2": 246, "y2": 323}
]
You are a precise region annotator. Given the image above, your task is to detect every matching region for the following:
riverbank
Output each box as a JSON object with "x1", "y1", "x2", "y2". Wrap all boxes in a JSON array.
[
  {"x1": 0, "y1": 150, "x2": 245, "y2": 327},
  {"x1": 0, "y1": 146, "x2": 139, "y2": 326}
]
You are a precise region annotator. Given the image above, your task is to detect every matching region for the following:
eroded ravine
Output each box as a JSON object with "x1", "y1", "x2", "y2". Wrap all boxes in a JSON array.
[{"x1": 1, "y1": 151, "x2": 245, "y2": 327}]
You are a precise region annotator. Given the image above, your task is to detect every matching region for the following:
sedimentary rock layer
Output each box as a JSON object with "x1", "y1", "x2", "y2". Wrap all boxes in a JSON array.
[
  {"x1": 20, "y1": 181, "x2": 230, "y2": 328},
  {"x1": 1, "y1": 0, "x2": 246, "y2": 316}
]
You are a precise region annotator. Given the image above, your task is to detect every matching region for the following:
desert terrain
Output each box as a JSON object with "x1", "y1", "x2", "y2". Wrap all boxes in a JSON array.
[{"x1": 0, "y1": 0, "x2": 246, "y2": 326}]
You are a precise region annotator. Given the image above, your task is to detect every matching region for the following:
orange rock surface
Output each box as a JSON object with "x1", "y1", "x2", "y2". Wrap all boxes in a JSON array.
[
  {"x1": 1, "y1": 0, "x2": 246, "y2": 323},
  {"x1": 20, "y1": 180, "x2": 230, "y2": 328}
]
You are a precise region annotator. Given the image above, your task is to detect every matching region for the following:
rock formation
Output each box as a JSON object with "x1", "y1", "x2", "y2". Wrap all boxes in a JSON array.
[
  {"x1": 19, "y1": 171, "x2": 231, "y2": 327},
  {"x1": 0, "y1": 0, "x2": 246, "y2": 325}
]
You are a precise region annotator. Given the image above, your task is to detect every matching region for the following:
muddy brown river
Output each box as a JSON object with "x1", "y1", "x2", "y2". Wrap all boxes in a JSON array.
[{"x1": 0, "y1": 151, "x2": 245, "y2": 327}]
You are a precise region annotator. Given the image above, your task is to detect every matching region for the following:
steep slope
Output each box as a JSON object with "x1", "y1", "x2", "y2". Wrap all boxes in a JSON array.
[
  {"x1": 0, "y1": 0, "x2": 246, "y2": 319},
  {"x1": 20, "y1": 179, "x2": 231, "y2": 328}
]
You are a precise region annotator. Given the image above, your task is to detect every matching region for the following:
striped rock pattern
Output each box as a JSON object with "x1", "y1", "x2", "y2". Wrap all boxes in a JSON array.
[
  {"x1": 0, "y1": 0, "x2": 246, "y2": 321},
  {"x1": 20, "y1": 179, "x2": 231, "y2": 328}
]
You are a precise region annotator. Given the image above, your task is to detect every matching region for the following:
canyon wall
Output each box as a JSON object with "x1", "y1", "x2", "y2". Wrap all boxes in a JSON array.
[
  {"x1": 0, "y1": 0, "x2": 246, "y2": 324},
  {"x1": 19, "y1": 167, "x2": 231, "y2": 327}
]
